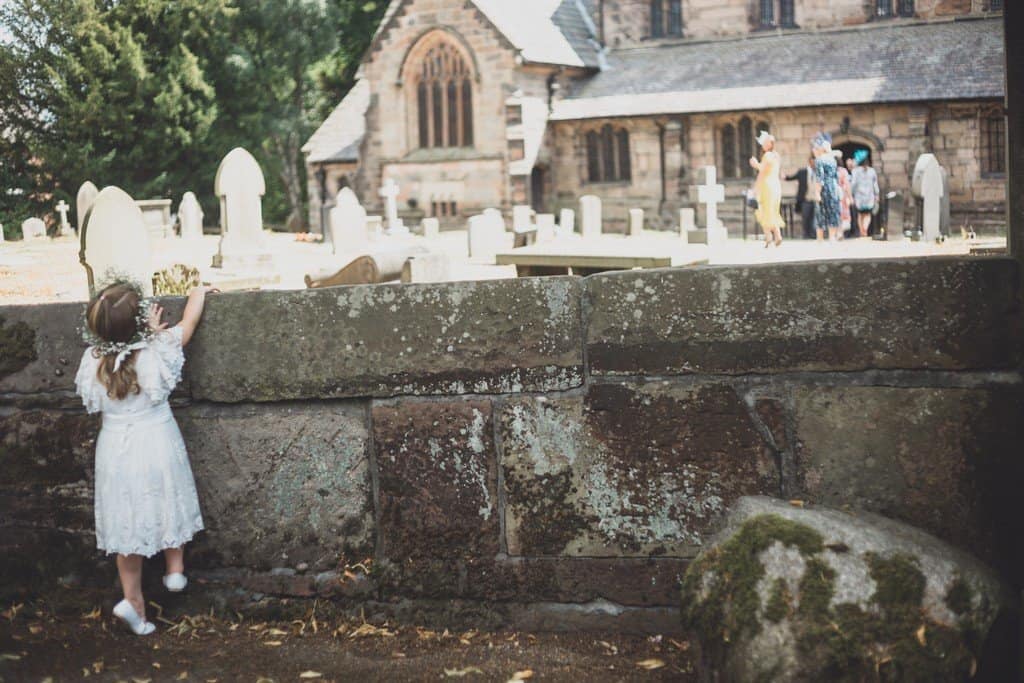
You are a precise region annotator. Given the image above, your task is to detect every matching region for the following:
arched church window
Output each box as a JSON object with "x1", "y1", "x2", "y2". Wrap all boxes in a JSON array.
[
  {"x1": 779, "y1": 0, "x2": 795, "y2": 27},
  {"x1": 650, "y1": 0, "x2": 664, "y2": 38},
  {"x1": 585, "y1": 125, "x2": 632, "y2": 182},
  {"x1": 738, "y1": 117, "x2": 754, "y2": 178},
  {"x1": 721, "y1": 124, "x2": 737, "y2": 179},
  {"x1": 667, "y1": 1, "x2": 683, "y2": 35},
  {"x1": 759, "y1": 0, "x2": 774, "y2": 27},
  {"x1": 416, "y1": 42, "x2": 473, "y2": 149}
]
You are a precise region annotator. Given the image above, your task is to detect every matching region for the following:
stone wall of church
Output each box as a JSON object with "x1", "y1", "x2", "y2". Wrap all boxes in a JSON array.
[
  {"x1": 552, "y1": 100, "x2": 1006, "y2": 234},
  {"x1": 599, "y1": 0, "x2": 995, "y2": 48},
  {"x1": 2, "y1": 258, "x2": 1021, "y2": 630}
]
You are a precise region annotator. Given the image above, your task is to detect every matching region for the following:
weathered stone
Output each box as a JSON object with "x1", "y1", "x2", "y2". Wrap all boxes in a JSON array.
[
  {"x1": 373, "y1": 399, "x2": 498, "y2": 560},
  {"x1": 0, "y1": 298, "x2": 186, "y2": 398},
  {"x1": 500, "y1": 382, "x2": 779, "y2": 557},
  {"x1": 185, "y1": 278, "x2": 583, "y2": 402},
  {"x1": 586, "y1": 258, "x2": 1022, "y2": 375},
  {"x1": 791, "y1": 385, "x2": 1024, "y2": 574},
  {"x1": 176, "y1": 401, "x2": 373, "y2": 572},
  {"x1": 681, "y1": 497, "x2": 1016, "y2": 682}
]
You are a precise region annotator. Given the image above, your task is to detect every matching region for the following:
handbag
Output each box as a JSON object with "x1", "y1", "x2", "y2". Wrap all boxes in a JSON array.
[{"x1": 746, "y1": 189, "x2": 758, "y2": 210}]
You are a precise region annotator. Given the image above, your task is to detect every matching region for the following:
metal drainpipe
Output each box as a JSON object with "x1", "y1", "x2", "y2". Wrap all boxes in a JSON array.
[{"x1": 658, "y1": 122, "x2": 667, "y2": 214}]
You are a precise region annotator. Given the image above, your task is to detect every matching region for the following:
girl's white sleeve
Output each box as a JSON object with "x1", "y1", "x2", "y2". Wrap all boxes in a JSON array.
[
  {"x1": 139, "y1": 326, "x2": 186, "y2": 404},
  {"x1": 74, "y1": 350, "x2": 105, "y2": 414}
]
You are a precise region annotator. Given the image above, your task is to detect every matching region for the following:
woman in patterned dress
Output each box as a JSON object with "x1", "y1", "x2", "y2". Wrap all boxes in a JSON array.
[{"x1": 811, "y1": 133, "x2": 841, "y2": 241}]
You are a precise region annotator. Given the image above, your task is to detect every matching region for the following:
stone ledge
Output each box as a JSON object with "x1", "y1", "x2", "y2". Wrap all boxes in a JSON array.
[{"x1": 585, "y1": 257, "x2": 1023, "y2": 376}]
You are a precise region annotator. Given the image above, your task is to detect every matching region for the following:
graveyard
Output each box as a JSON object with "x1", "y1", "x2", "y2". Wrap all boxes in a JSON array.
[{"x1": 1, "y1": 1, "x2": 1022, "y2": 681}]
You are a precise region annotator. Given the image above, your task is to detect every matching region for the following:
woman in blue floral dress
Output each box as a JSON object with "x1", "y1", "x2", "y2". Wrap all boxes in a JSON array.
[{"x1": 812, "y1": 133, "x2": 841, "y2": 241}]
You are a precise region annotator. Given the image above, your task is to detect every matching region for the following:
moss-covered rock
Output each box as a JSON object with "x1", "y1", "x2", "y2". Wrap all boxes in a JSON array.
[{"x1": 681, "y1": 497, "x2": 1015, "y2": 682}]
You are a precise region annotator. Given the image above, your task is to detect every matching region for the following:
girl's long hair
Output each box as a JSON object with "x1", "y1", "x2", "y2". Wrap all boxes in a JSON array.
[{"x1": 86, "y1": 283, "x2": 142, "y2": 400}]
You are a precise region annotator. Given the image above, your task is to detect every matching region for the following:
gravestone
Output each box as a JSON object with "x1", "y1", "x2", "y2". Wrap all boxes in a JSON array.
[
  {"x1": 421, "y1": 217, "x2": 440, "y2": 240},
  {"x1": 483, "y1": 208, "x2": 506, "y2": 229},
  {"x1": 913, "y1": 154, "x2": 945, "y2": 242},
  {"x1": 76, "y1": 181, "x2": 99, "y2": 231},
  {"x1": 21, "y1": 218, "x2": 46, "y2": 240},
  {"x1": 559, "y1": 208, "x2": 575, "y2": 235},
  {"x1": 212, "y1": 147, "x2": 272, "y2": 269},
  {"x1": 0, "y1": 223, "x2": 4, "y2": 243},
  {"x1": 55, "y1": 200, "x2": 72, "y2": 236},
  {"x1": 513, "y1": 205, "x2": 533, "y2": 232},
  {"x1": 379, "y1": 178, "x2": 408, "y2": 235},
  {"x1": 401, "y1": 252, "x2": 452, "y2": 284},
  {"x1": 679, "y1": 207, "x2": 702, "y2": 244},
  {"x1": 329, "y1": 187, "x2": 368, "y2": 254},
  {"x1": 79, "y1": 186, "x2": 153, "y2": 297},
  {"x1": 696, "y1": 166, "x2": 727, "y2": 247},
  {"x1": 366, "y1": 215, "x2": 384, "y2": 240},
  {"x1": 468, "y1": 213, "x2": 509, "y2": 260},
  {"x1": 178, "y1": 191, "x2": 205, "y2": 240},
  {"x1": 629, "y1": 208, "x2": 644, "y2": 236},
  {"x1": 580, "y1": 195, "x2": 602, "y2": 237},
  {"x1": 535, "y1": 214, "x2": 556, "y2": 243},
  {"x1": 136, "y1": 199, "x2": 172, "y2": 239}
]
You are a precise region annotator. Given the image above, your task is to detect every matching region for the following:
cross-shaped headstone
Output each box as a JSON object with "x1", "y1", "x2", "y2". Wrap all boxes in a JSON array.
[
  {"x1": 56, "y1": 200, "x2": 72, "y2": 236},
  {"x1": 378, "y1": 178, "x2": 408, "y2": 235},
  {"x1": 696, "y1": 166, "x2": 725, "y2": 230}
]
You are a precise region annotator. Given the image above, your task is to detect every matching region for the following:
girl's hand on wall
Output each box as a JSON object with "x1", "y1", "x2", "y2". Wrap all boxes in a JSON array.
[{"x1": 148, "y1": 303, "x2": 168, "y2": 332}]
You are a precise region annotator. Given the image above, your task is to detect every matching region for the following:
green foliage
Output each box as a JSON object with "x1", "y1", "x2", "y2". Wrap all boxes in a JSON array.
[{"x1": 0, "y1": 0, "x2": 387, "y2": 231}]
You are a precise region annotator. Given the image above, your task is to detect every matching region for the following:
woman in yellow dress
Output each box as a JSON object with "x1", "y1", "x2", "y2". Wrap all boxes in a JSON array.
[{"x1": 750, "y1": 131, "x2": 784, "y2": 247}]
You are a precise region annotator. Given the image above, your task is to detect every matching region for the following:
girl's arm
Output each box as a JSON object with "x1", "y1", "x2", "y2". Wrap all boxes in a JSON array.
[{"x1": 177, "y1": 286, "x2": 216, "y2": 347}]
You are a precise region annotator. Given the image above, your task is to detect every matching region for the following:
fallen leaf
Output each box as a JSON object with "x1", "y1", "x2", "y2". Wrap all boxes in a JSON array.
[
  {"x1": 92, "y1": 659, "x2": 104, "y2": 674},
  {"x1": 28, "y1": 623, "x2": 43, "y2": 635},
  {"x1": 0, "y1": 653, "x2": 21, "y2": 661},
  {"x1": 152, "y1": 662, "x2": 161, "y2": 669},
  {"x1": 132, "y1": 678, "x2": 151, "y2": 683},
  {"x1": 82, "y1": 607, "x2": 101, "y2": 620},
  {"x1": 969, "y1": 657, "x2": 977, "y2": 677},
  {"x1": 668, "y1": 638, "x2": 690, "y2": 652},
  {"x1": 444, "y1": 666, "x2": 485, "y2": 677},
  {"x1": 82, "y1": 668, "x2": 90, "y2": 678},
  {"x1": 508, "y1": 669, "x2": 534, "y2": 681},
  {"x1": 263, "y1": 640, "x2": 283, "y2": 646},
  {"x1": 392, "y1": 652, "x2": 407, "y2": 658},
  {"x1": 915, "y1": 624, "x2": 927, "y2": 647},
  {"x1": 636, "y1": 658, "x2": 666, "y2": 670},
  {"x1": 267, "y1": 628, "x2": 289, "y2": 636},
  {"x1": 176, "y1": 673, "x2": 188, "y2": 680},
  {"x1": 299, "y1": 672, "x2": 323, "y2": 679},
  {"x1": 788, "y1": 499, "x2": 805, "y2": 508}
]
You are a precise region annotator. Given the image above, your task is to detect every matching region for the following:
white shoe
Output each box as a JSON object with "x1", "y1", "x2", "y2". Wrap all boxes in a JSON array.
[
  {"x1": 163, "y1": 572, "x2": 187, "y2": 592},
  {"x1": 113, "y1": 599, "x2": 156, "y2": 636}
]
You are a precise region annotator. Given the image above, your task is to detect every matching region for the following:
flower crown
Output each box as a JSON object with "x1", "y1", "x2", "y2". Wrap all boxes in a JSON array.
[{"x1": 82, "y1": 273, "x2": 156, "y2": 368}]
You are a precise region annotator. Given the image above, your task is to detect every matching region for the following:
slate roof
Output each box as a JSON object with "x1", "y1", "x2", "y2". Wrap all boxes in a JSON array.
[
  {"x1": 552, "y1": 18, "x2": 1004, "y2": 120},
  {"x1": 302, "y1": 80, "x2": 369, "y2": 164}
]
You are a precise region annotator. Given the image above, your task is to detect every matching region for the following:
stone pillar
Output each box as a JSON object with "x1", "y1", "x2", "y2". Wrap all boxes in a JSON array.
[
  {"x1": 663, "y1": 120, "x2": 686, "y2": 227},
  {"x1": 1005, "y1": 6, "x2": 1024, "y2": 274}
]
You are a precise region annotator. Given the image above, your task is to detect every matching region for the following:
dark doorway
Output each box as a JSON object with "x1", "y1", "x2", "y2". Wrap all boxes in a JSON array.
[
  {"x1": 530, "y1": 166, "x2": 546, "y2": 213},
  {"x1": 834, "y1": 142, "x2": 879, "y2": 237}
]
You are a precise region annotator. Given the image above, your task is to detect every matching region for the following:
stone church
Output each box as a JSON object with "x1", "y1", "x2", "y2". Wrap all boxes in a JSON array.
[{"x1": 304, "y1": 0, "x2": 1006, "y2": 233}]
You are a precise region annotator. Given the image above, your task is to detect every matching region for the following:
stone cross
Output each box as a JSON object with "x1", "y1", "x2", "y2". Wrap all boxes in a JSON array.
[
  {"x1": 79, "y1": 186, "x2": 153, "y2": 296},
  {"x1": 56, "y1": 200, "x2": 72, "y2": 236},
  {"x1": 378, "y1": 178, "x2": 407, "y2": 235},
  {"x1": 329, "y1": 187, "x2": 369, "y2": 254},
  {"x1": 697, "y1": 166, "x2": 725, "y2": 230},
  {"x1": 213, "y1": 147, "x2": 272, "y2": 269},
  {"x1": 76, "y1": 181, "x2": 99, "y2": 230}
]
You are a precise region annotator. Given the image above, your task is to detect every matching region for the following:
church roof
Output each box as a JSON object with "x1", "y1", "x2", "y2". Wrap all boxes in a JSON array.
[
  {"x1": 302, "y1": 79, "x2": 370, "y2": 164},
  {"x1": 552, "y1": 18, "x2": 1004, "y2": 120}
]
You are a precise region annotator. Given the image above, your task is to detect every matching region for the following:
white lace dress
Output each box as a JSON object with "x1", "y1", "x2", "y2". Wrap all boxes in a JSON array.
[{"x1": 75, "y1": 325, "x2": 204, "y2": 557}]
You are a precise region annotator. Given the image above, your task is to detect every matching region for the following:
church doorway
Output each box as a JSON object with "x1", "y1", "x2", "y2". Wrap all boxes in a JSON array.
[{"x1": 834, "y1": 141, "x2": 879, "y2": 237}]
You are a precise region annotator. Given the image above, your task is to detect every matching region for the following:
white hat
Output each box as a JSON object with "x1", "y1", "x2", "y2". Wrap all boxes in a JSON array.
[{"x1": 756, "y1": 130, "x2": 775, "y2": 147}]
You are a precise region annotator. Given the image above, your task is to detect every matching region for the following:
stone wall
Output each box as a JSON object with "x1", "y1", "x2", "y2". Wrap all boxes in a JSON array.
[
  {"x1": 551, "y1": 100, "x2": 1007, "y2": 233},
  {"x1": 599, "y1": 0, "x2": 996, "y2": 47},
  {"x1": 2, "y1": 258, "x2": 1021, "y2": 631}
]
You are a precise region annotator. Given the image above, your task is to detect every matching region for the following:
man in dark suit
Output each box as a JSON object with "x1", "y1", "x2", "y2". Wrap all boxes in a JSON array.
[{"x1": 786, "y1": 157, "x2": 816, "y2": 239}]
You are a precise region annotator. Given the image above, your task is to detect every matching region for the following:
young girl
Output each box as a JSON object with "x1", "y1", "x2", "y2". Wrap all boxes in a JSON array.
[{"x1": 75, "y1": 281, "x2": 214, "y2": 636}]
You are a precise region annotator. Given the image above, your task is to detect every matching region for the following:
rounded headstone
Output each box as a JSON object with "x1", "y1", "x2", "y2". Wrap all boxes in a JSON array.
[
  {"x1": 80, "y1": 186, "x2": 153, "y2": 296},
  {"x1": 21, "y1": 217, "x2": 47, "y2": 240},
  {"x1": 76, "y1": 181, "x2": 99, "y2": 230}
]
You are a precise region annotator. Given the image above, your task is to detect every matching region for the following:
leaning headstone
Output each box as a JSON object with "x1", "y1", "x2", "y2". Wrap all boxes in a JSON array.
[
  {"x1": 79, "y1": 186, "x2": 153, "y2": 297},
  {"x1": 421, "y1": 217, "x2": 440, "y2": 240},
  {"x1": 21, "y1": 218, "x2": 46, "y2": 240},
  {"x1": 55, "y1": 200, "x2": 72, "y2": 236},
  {"x1": 212, "y1": 147, "x2": 272, "y2": 269},
  {"x1": 329, "y1": 187, "x2": 368, "y2": 254},
  {"x1": 535, "y1": 214, "x2": 556, "y2": 243},
  {"x1": 681, "y1": 496, "x2": 1014, "y2": 682},
  {"x1": 512, "y1": 205, "x2": 533, "y2": 232},
  {"x1": 468, "y1": 213, "x2": 509, "y2": 261},
  {"x1": 76, "y1": 181, "x2": 99, "y2": 231},
  {"x1": 558, "y1": 208, "x2": 575, "y2": 236},
  {"x1": 178, "y1": 191, "x2": 204, "y2": 240},
  {"x1": 628, "y1": 208, "x2": 644, "y2": 236},
  {"x1": 579, "y1": 195, "x2": 601, "y2": 237}
]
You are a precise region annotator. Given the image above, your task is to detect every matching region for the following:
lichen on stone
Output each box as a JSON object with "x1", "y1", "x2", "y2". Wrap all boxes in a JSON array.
[{"x1": 0, "y1": 316, "x2": 37, "y2": 380}]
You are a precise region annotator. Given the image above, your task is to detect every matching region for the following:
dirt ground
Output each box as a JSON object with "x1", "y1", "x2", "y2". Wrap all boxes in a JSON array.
[{"x1": 0, "y1": 592, "x2": 695, "y2": 683}]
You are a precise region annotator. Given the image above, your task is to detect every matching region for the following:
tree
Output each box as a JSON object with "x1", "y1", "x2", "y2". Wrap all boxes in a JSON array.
[{"x1": 0, "y1": 0, "x2": 233, "y2": 232}]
